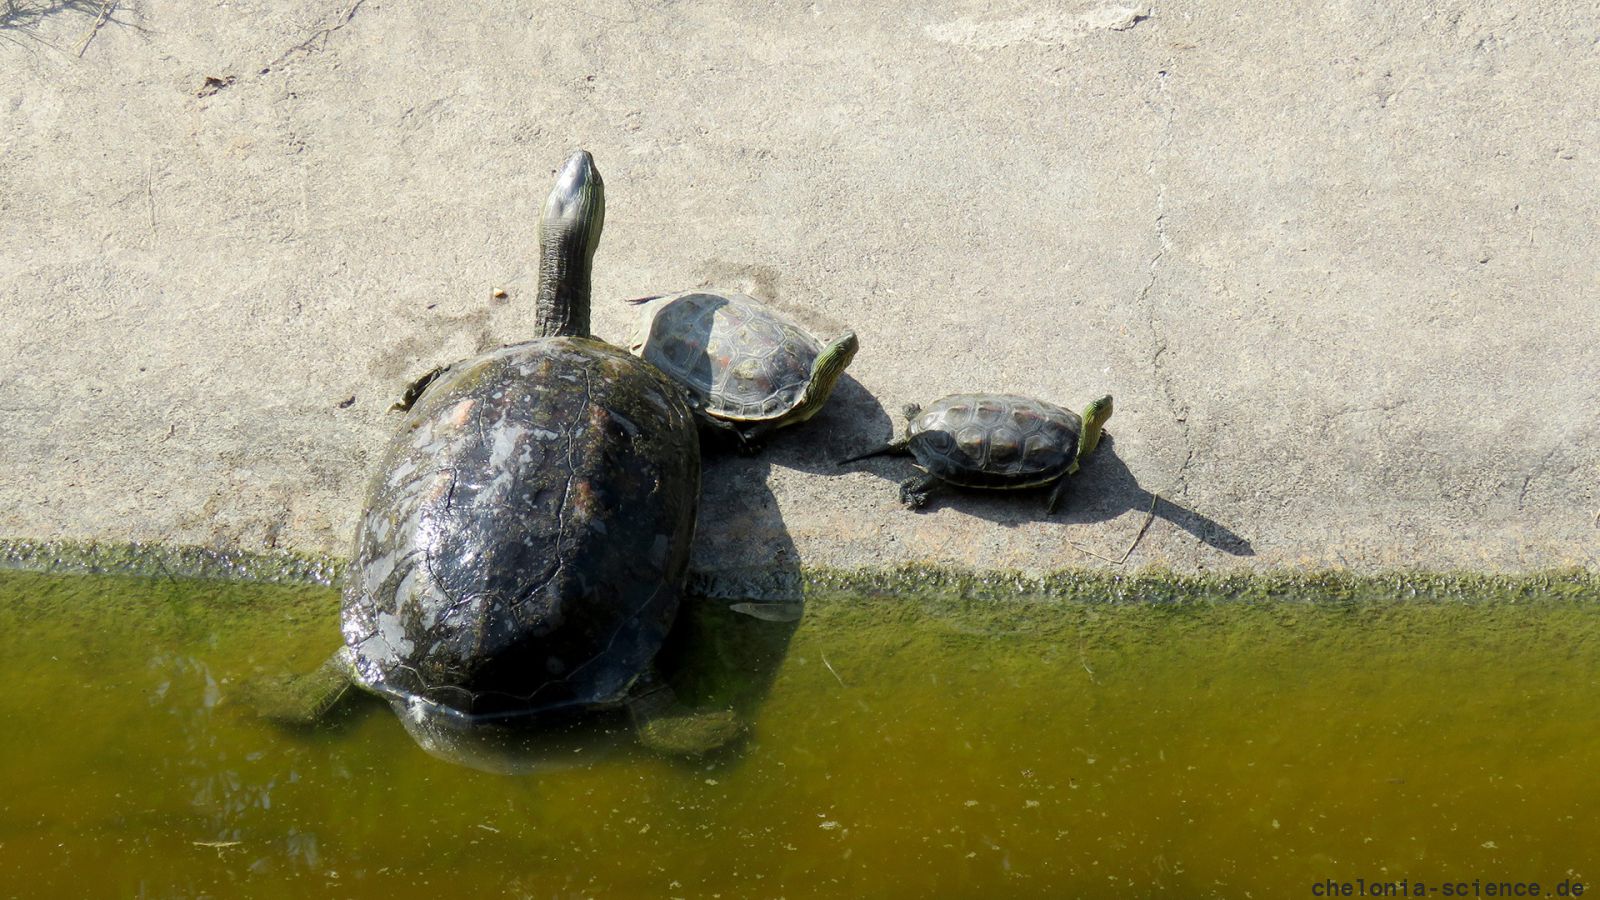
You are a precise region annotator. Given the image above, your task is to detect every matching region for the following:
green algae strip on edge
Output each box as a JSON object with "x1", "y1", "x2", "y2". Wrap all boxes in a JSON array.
[{"x1": 1, "y1": 564, "x2": 1598, "y2": 897}]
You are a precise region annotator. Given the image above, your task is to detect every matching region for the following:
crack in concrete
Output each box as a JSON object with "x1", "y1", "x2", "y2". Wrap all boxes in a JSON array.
[
  {"x1": 260, "y1": 0, "x2": 366, "y2": 75},
  {"x1": 1329, "y1": 400, "x2": 1410, "y2": 418},
  {"x1": 1138, "y1": 58, "x2": 1193, "y2": 498},
  {"x1": 1516, "y1": 444, "x2": 1562, "y2": 511}
]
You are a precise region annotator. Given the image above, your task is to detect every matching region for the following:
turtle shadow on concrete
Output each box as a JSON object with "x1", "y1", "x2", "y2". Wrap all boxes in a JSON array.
[
  {"x1": 684, "y1": 372, "x2": 888, "y2": 587},
  {"x1": 839, "y1": 432, "x2": 1254, "y2": 558},
  {"x1": 1056, "y1": 436, "x2": 1253, "y2": 557},
  {"x1": 699, "y1": 371, "x2": 894, "y2": 475}
]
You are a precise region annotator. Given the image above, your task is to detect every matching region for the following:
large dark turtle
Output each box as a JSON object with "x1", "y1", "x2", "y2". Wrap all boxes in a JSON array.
[
  {"x1": 839, "y1": 393, "x2": 1113, "y2": 512},
  {"x1": 627, "y1": 291, "x2": 858, "y2": 446},
  {"x1": 276, "y1": 152, "x2": 737, "y2": 760}
]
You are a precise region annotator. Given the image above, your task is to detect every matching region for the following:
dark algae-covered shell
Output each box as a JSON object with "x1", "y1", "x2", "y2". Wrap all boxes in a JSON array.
[
  {"x1": 840, "y1": 392, "x2": 1113, "y2": 513},
  {"x1": 334, "y1": 150, "x2": 705, "y2": 736},
  {"x1": 628, "y1": 290, "x2": 858, "y2": 445},
  {"x1": 343, "y1": 337, "x2": 698, "y2": 720}
]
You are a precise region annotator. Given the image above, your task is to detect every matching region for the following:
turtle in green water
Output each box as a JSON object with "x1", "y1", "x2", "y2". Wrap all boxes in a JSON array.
[
  {"x1": 627, "y1": 291, "x2": 859, "y2": 446},
  {"x1": 270, "y1": 151, "x2": 740, "y2": 761},
  {"x1": 839, "y1": 393, "x2": 1113, "y2": 512}
]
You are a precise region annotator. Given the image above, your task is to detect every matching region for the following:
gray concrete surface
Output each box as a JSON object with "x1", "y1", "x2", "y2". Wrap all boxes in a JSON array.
[{"x1": 2, "y1": 0, "x2": 1596, "y2": 575}]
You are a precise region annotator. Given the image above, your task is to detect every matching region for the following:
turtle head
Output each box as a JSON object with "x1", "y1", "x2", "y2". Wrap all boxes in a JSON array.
[
  {"x1": 815, "y1": 330, "x2": 859, "y2": 386},
  {"x1": 791, "y1": 330, "x2": 859, "y2": 425},
  {"x1": 542, "y1": 150, "x2": 605, "y2": 242},
  {"x1": 1077, "y1": 395, "x2": 1113, "y2": 461},
  {"x1": 534, "y1": 150, "x2": 606, "y2": 338}
]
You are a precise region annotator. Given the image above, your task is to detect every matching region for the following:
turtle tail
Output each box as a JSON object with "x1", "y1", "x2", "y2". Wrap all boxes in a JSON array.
[
  {"x1": 624, "y1": 294, "x2": 666, "y2": 306},
  {"x1": 838, "y1": 437, "x2": 911, "y2": 466}
]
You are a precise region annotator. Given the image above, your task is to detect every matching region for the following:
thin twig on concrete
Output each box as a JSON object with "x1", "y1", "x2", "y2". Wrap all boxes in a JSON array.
[
  {"x1": 1067, "y1": 492, "x2": 1161, "y2": 566},
  {"x1": 1066, "y1": 539, "x2": 1121, "y2": 564},
  {"x1": 1115, "y1": 493, "x2": 1160, "y2": 565}
]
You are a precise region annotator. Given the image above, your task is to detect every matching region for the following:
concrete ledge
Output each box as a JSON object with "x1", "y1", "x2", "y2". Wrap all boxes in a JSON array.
[
  {"x1": 3, "y1": 2, "x2": 1597, "y2": 574},
  {"x1": 7, "y1": 539, "x2": 1597, "y2": 607}
]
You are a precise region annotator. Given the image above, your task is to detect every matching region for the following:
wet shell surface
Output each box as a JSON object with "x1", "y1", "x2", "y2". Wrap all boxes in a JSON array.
[{"x1": 341, "y1": 337, "x2": 700, "y2": 721}]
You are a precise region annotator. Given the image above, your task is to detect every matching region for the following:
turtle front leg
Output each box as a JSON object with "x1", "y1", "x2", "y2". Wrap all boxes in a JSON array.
[
  {"x1": 730, "y1": 422, "x2": 771, "y2": 456},
  {"x1": 627, "y1": 671, "x2": 745, "y2": 757},
  {"x1": 391, "y1": 365, "x2": 447, "y2": 412},
  {"x1": 898, "y1": 473, "x2": 941, "y2": 510},
  {"x1": 700, "y1": 414, "x2": 766, "y2": 455},
  {"x1": 249, "y1": 647, "x2": 364, "y2": 727}
]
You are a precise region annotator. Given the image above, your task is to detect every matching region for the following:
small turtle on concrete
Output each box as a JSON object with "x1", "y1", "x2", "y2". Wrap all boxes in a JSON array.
[
  {"x1": 270, "y1": 151, "x2": 739, "y2": 760},
  {"x1": 839, "y1": 393, "x2": 1113, "y2": 512},
  {"x1": 627, "y1": 291, "x2": 859, "y2": 446}
]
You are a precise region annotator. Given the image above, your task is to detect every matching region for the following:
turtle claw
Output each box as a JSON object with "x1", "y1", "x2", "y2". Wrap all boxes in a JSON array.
[
  {"x1": 898, "y1": 476, "x2": 936, "y2": 510},
  {"x1": 702, "y1": 418, "x2": 765, "y2": 455},
  {"x1": 731, "y1": 430, "x2": 767, "y2": 457}
]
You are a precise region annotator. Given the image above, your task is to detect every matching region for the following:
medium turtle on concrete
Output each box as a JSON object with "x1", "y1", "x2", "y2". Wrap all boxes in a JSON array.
[
  {"x1": 627, "y1": 291, "x2": 859, "y2": 446},
  {"x1": 839, "y1": 393, "x2": 1113, "y2": 512},
  {"x1": 271, "y1": 151, "x2": 739, "y2": 760}
]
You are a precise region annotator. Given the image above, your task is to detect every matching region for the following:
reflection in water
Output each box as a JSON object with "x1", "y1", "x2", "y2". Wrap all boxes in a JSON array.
[{"x1": 2, "y1": 570, "x2": 1599, "y2": 896}]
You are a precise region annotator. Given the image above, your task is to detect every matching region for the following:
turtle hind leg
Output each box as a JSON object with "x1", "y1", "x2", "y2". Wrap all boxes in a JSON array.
[
  {"x1": 627, "y1": 676, "x2": 745, "y2": 757},
  {"x1": 898, "y1": 473, "x2": 940, "y2": 510},
  {"x1": 1045, "y1": 476, "x2": 1071, "y2": 515}
]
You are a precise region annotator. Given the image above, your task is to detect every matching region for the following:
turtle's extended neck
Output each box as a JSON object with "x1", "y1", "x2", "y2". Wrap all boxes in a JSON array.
[
  {"x1": 534, "y1": 151, "x2": 606, "y2": 339},
  {"x1": 792, "y1": 331, "x2": 860, "y2": 424},
  {"x1": 1069, "y1": 394, "x2": 1114, "y2": 475}
]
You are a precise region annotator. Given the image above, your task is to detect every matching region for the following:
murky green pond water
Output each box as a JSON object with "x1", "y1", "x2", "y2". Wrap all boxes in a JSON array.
[{"x1": 2, "y1": 569, "x2": 1597, "y2": 897}]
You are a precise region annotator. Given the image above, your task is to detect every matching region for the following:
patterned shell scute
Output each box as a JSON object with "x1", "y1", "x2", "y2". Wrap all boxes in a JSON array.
[
  {"x1": 637, "y1": 292, "x2": 822, "y2": 421},
  {"x1": 340, "y1": 337, "x2": 700, "y2": 721},
  {"x1": 907, "y1": 394, "x2": 1082, "y2": 488}
]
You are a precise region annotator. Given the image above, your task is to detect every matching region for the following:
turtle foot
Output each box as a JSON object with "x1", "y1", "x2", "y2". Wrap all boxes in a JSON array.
[
  {"x1": 732, "y1": 433, "x2": 768, "y2": 457},
  {"x1": 634, "y1": 706, "x2": 746, "y2": 756},
  {"x1": 700, "y1": 418, "x2": 768, "y2": 456},
  {"x1": 898, "y1": 477, "x2": 934, "y2": 510}
]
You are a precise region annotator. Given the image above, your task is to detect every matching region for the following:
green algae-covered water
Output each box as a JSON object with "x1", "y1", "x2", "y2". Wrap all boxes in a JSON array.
[{"x1": 2, "y1": 569, "x2": 1598, "y2": 897}]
